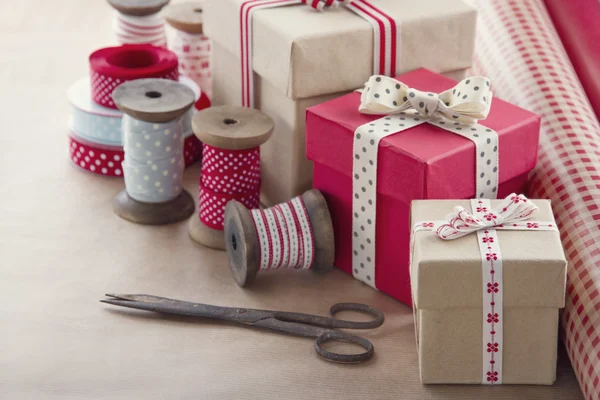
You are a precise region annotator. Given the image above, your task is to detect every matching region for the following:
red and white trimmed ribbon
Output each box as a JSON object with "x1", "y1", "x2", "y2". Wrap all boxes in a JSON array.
[
  {"x1": 238, "y1": 0, "x2": 399, "y2": 107},
  {"x1": 251, "y1": 196, "x2": 315, "y2": 271},
  {"x1": 352, "y1": 75, "x2": 498, "y2": 288},
  {"x1": 413, "y1": 193, "x2": 559, "y2": 385},
  {"x1": 113, "y1": 12, "x2": 167, "y2": 47}
]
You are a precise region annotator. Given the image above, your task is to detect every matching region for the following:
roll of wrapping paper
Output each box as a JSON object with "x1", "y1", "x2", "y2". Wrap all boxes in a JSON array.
[
  {"x1": 68, "y1": 131, "x2": 202, "y2": 177},
  {"x1": 464, "y1": 1, "x2": 600, "y2": 398},
  {"x1": 89, "y1": 44, "x2": 178, "y2": 109},
  {"x1": 544, "y1": 0, "x2": 600, "y2": 121},
  {"x1": 68, "y1": 75, "x2": 201, "y2": 146}
]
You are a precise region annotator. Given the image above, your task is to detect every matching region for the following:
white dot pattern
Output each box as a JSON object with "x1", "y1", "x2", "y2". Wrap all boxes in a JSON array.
[
  {"x1": 198, "y1": 145, "x2": 261, "y2": 230},
  {"x1": 90, "y1": 69, "x2": 179, "y2": 109},
  {"x1": 353, "y1": 76, "x2": 500, "y2": 288},
  {"x1": 121, "y1": 114, "x2": 188, "y2": 203}
]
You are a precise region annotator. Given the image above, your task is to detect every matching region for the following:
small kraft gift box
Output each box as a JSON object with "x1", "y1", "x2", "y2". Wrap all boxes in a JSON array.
[
  {"x1": 410, "y1": 195, "x2": 567, "y2": 384},
  {"x1": 306, "y1": 68, "x2": 541, "y2": 306},
  {"x1": 203, "y1": 0, "x2": 477, "y2": 206}
]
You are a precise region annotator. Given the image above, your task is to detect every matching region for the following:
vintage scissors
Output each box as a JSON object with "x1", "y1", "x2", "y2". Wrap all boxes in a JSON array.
[{"x1": 101, "y1": 294, "x2": 385, "y2": 363}]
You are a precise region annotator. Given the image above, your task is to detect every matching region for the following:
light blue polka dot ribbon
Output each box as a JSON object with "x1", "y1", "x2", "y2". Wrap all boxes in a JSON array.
[
  {"x1": 68, "y1": 77, "x2": 197, "y2": 146},
  {"x1": 122, "y1": 116, "x2": 186, "y2": 203}
]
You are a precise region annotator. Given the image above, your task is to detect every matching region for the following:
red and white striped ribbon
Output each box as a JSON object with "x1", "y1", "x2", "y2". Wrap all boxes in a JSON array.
[
  {"x1": 251, "y1": 196, "x2": 315, "y2": 271},
  {"x1": 113, "y1": 12, "x2": 167, "y2": 47},
  {"x1": 238, "y1": 0, "x2": 398, "y2": 107}
]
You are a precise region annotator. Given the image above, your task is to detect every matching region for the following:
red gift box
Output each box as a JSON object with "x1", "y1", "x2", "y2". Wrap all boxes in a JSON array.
[{"x1": 306, "y1": 68, "x2": 541, "y2": 305}]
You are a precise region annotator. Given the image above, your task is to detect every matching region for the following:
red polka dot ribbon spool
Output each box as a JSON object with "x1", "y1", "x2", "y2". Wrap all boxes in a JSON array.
[
  {"x1": 68, "y1": 131, "x2": 202, "y2": 177},
  {"x1": 189, "y1": 105, "x2": 274, "y2": 250},
  {"x1": 223, "y1": 189, "x2": 335, "y2": 287},
  {"x1": 89, "y1": 44, "x2": 178, "y2": 109}
]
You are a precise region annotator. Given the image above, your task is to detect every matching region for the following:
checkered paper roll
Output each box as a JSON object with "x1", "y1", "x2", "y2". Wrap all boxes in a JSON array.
[{"x1": 464, "y1": 0, "x2": 600, "y2": 398}]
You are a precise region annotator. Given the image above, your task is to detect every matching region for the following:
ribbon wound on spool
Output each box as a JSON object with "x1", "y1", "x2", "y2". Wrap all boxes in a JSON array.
[
  {"x1": 89, "y1": 44, "x2": 179, "y2": 109},
  {"x1": 171, "y1": 31, "x2": 212, "y2": 98},
  {"x1": 113, "y1": 11, "x2": 167, "y2": 47},
  {"x1": 198, "y1": 145, "x2": 261, "y2": 229},
  {"x1": 251, "y1": 196, "x2": 315, "y2": 271},
  {"x1": 122, "y1": 116, "x2": 186, "y2": 203}
]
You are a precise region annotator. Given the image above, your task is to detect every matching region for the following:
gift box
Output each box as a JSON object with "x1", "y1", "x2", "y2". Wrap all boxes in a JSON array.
[
  {"x1": 306, "y1": 68, "x2": 541, "y2": 305},
  {"x1": 409, "y1": 196, "x2": 567, "y2": 384},
  {"x1": 204, "y1": 0, "x2": 477, "y2": 205}
]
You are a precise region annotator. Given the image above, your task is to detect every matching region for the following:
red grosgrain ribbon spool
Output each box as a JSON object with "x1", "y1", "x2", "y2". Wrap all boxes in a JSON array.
[
  {"x1": 89, "y1": 44, "x2": 178, "y2": 109},
  {"x1": 223, "y1": 189, "x2": 335, "y2": 287},
  {"x1": 189, "y1": 105, "x2": 274, "y2": 250}
]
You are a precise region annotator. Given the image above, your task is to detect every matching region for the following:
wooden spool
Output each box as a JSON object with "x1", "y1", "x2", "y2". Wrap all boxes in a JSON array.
[
  {"x1": 107, "y1": 0, "x2": 170, "y2": 16},
  {"x1": 224, "y1": 189, "x2": 335, "y2": 287},
  {"x1": 112, "y1": 78, "x2": 196, "y2": 225},
  {"x1": 189, "y1": 105, "x2": 274, "y2": 249},
  {"x1": 165, "y1": 2, "x2": 204, "y2": 34}
]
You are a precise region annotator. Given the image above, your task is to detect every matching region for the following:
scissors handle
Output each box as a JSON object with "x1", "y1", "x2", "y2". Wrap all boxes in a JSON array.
[
  {"x1": 314, "y1": 331, "x2": 374, "y2": 364},
  {"x1": 275, "y1": 303, "x2": 384, "y2": 330}
]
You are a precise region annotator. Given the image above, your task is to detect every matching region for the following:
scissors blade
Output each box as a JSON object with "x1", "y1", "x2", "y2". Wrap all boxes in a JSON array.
[{"x1": 101, "y1": 294, "x2": 273, "y2": 323}]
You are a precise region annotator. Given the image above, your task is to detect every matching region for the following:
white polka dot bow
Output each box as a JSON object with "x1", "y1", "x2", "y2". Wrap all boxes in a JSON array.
[
  {"x1": 434, "y1": 194, "x2": 539, "y2": 240},
  {"x1": 359, "y1": 75, "x2": 493, "y2": 125}
]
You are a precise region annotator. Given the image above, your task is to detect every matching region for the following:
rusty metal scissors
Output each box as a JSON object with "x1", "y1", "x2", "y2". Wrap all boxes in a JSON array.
[{"x1": 101, "y1": 294, "x2": 384, "y2": 363}]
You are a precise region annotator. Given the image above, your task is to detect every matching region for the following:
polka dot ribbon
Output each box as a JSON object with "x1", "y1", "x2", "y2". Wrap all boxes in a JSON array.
[
  {"x1": 121, "y1": 116, "x2": 186, "y2": 203},
  {"x1": 352, "y1": 74, "x2": 499, "y2": 288},
  {"x1": 113, "y1": 11, "x2": 167, "y2": 47},
  {"x1": 68, "y1": 133, "x2": 202, "y2": 177},
  {"x1": 251, "y1": 196, "x2": 315, "y2": 271},
  {"x1": 198, "y1": 145, "x2": 261, "y2": 230},
  {"x1": 238, "y1": 0, "x2": 398, "y2": 107},
  {"x1": 412, "y1": 194, "x2": 558, "y2": 385},
  {"x1": 90, "y1": 68, "x2": 178, "y2": 109}
]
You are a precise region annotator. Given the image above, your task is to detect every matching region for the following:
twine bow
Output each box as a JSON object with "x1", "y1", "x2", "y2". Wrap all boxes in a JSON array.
[
  {"x1": 434, "y1": 194, "x2": 538, "y2": 240},
  {"x1": 359, "y1": 75, "x2": 493, "y2": 125}
]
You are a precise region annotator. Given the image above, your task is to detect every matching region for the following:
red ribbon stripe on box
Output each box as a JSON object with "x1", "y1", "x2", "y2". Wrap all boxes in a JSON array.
[{"x1": 238, "y1": 0, "x2": 399, "y2": 108}]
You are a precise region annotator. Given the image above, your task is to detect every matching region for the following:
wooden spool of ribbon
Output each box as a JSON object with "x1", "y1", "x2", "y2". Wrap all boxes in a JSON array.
[
  {"x1": 112, "y1": 78, "x2": 196, "y2": 225},
  {"x1": 224, "y1": 189, "x2": 335, "y2": 287},
  {"x1": 189, "y1": 105, "x2": 273, "y2": 249},
  {"x1": 165, "y1": 1, "x2": 212, "y2": 100},
  {"x1": 107, "y1": 0, "x2": 170, "y2": 47},
  {"x1": 107, "y1": 0, "x2": 170, "y2": 17},
  {"x1": 165, "y1": 1, "x2": 204, "y2": 34}
]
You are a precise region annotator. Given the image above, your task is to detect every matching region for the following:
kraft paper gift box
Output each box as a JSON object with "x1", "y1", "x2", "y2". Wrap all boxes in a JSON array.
[
  {"x1": 203, "y1": 0, "x2": 477, "y2": 206},
  {"x1": 306, "y1": 68, "x2": 542, "y2": 306},
  {"x1": 410, "y1": 197, "x2": 567, "y2": 384}
]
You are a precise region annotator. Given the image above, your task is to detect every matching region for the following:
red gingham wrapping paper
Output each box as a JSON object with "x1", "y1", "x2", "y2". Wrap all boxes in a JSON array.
[{"x1": 464, "y1": 0, "x2": 600, "y2": 398}]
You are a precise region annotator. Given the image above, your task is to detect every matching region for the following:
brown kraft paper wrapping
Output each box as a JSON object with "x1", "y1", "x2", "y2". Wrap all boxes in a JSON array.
[
  {"x1": 410, "y1": 199, "x2": 567, "y2": 384},
  {"x1": 204, "y1": 0, "x2": 477, "y2": 205}
]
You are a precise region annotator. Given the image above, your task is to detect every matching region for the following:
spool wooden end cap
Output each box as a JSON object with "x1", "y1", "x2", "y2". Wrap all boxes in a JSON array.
[
  {"x1": 192, "y1": 105, "x2": 274, "y2": 150},
  {"x1": 112, "y1": 78, "x2": 195, "y2": 123},
  {"x1": 113, "y1": 189, "x2": 195, "y2": 225},
  {"x1": 223, "y1": 189, "x2": 335, "y2": 287},
  {"x1": 188, "y1": 215, "x2": 226, "y2": 250},
  {"x1": 165, "y1": 2, "x2": 205, "y2": 34},
  {"x1": 107, "y1": 0, "x2": 170, "y2": 16}
]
